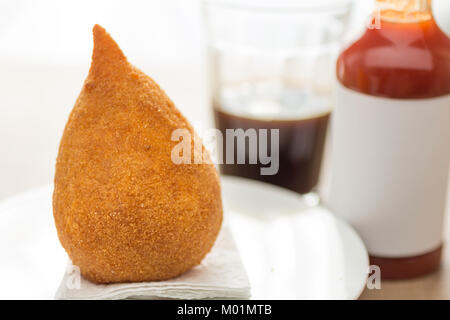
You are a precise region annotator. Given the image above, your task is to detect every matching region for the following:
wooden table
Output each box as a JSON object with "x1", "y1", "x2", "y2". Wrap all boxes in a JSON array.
[{"x1": 359, "y1": 225, "x2": 450, "y2": 300}]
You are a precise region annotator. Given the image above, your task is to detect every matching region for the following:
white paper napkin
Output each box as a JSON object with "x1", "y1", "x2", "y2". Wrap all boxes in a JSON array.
[{"x1": 55, "y1": 224, "x2": 251, "y2": 300}]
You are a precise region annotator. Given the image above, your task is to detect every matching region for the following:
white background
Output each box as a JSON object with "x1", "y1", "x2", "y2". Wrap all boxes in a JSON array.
[{"x1": 0, "y1": 0, "x2": 449, "y2": 200}]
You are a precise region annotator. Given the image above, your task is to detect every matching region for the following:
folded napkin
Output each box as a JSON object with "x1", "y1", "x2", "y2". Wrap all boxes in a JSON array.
[{"x1": 55, "y1": 224, "x2": 251, "y2": 300}]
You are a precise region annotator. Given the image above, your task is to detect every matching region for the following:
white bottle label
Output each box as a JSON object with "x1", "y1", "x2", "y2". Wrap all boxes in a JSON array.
[{"x1": 329, "y1": 83, "x2": 450, "y2": 257}]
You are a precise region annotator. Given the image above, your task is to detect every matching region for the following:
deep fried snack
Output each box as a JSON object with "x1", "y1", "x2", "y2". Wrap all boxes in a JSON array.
[{"x1": 53, "y1": 25, "x2": 223, "y2": 284}]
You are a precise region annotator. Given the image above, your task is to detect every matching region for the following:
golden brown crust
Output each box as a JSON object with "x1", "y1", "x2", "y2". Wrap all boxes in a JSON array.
[{"x1": 53, "y1": 25, "x2": 222, "y2": 284}]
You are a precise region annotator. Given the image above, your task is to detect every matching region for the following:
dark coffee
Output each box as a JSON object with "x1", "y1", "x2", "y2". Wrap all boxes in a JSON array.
[{"x1": 214, "y1": 106, "x2": 330, "y2": 194}]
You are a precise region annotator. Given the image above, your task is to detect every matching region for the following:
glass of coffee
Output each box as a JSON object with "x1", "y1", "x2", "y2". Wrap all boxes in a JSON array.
[{"x1": 202, "y1": 0, "x2": 352, "y2": 197}]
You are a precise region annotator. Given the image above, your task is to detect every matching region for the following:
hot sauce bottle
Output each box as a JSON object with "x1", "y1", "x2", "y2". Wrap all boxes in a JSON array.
[{"x1": 329, "y1": 0, "x2": 450, "y2": 279}]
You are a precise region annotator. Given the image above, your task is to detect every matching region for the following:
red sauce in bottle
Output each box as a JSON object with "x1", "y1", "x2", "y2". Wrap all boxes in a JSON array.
[
  {"x1": 336, "y1": 1, "x2": 450, "y2": 279},
  {"x1": 338, "y1": 16, "x2": 450, "y2": 99}
]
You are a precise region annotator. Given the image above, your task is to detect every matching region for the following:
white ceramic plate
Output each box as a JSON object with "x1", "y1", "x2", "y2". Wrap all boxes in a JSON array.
[
  {"x1": 221, "y1": 176, "x2": 369, "y2": 300},
  {"x1": 0, "y1": 176, "x2": 368, "y2": 299}
]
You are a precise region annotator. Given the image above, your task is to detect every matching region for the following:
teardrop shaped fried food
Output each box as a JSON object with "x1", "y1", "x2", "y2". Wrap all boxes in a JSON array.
[{"x1": 53, "y1": 25, "x2": 223, "y2": 284}]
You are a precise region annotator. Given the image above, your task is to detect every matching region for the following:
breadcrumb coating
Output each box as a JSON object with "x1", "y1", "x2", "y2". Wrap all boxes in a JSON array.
[{"x1": 53, "y1": 25, "x2": 223, "y2": 284}]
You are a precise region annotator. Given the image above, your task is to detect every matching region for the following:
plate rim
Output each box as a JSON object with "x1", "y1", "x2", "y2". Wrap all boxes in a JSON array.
[
  {"x1": 0, "y1": 178, "x2": 369, "y2": 300},
  {"x1": 220, "y1": 175, "x2": 369, "y2": 300}
]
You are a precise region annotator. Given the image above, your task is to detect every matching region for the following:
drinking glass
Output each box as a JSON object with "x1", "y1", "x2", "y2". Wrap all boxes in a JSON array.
[{"x1": 202, "y1": 0, "x2": 353, "y2": 199}]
